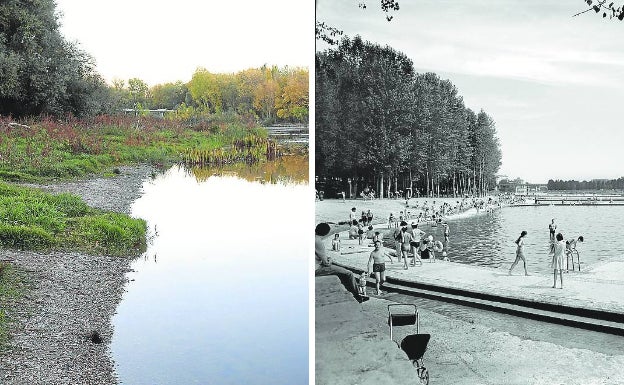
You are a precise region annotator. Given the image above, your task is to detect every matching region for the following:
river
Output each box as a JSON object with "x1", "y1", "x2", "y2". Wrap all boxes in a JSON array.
[{"x1": 110, "y1": 159, "x2": 308, "y2": 384}]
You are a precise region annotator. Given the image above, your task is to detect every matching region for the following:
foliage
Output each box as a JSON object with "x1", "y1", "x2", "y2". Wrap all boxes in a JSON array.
[
  {"x1": 0, "y1": 0, "x2": 110, "y2": 117},
  {"x1": 0, "y1": 181, "x2": 147, "y2": 256},
  {"x1": 575, "y1": 0, "x2": 624, "y2": 20},
  {"x1": 316, "y1": 36, "x2": 502, "y2": 197},
  {"x1": 547, "y1": 177, "x2": 624, "y2": 190},
  {"x1": 0, "y1": 115, "x2": 273, "y2": 181}
]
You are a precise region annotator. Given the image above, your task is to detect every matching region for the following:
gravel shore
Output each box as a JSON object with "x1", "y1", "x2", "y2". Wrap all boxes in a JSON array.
[{"x1": 0, "y1": 164, "x2": 155, "y2": 385}]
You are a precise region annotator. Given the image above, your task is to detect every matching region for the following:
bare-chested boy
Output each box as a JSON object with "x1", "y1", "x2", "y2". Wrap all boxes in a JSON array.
[{"x1": 367, "y1": 240, "x2": 393, "y2": 295}]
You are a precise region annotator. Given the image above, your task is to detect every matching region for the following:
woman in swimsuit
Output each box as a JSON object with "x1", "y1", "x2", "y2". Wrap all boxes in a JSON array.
[{"x1": 509, "y1": 230, "x2": 529, "y2": 276}]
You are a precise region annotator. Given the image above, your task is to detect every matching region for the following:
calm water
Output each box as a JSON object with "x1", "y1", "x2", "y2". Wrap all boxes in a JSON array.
[
  {"x1": 111, "y1": 164, "x2": 309, "y2": 385},
  {"x1": 401, "y1": 205, "x2": 624, "y2": 274}
]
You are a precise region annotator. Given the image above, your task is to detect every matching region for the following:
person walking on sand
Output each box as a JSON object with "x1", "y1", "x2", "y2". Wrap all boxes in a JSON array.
[
  {"x1": 552, "y1": 232, "x2": 565, "y2": 288},
  {"x1": 509, "y1": 230, "x2": 529, "y2": 276},
  {"x1": 367, "y1": 240, "x2": 393, "y2": 295},
  {"x1": 548, "y1": 219, "x2": 557, "y2": 241},
  {"x1": 315, "y1": 223, "x2": 358, "y2": 296}
]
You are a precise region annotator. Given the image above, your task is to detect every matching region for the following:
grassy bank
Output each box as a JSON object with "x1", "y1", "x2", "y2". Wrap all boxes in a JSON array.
[
  {"x1": 0, "y1": 114, "x2": 272, "y2": 182},
  {"x1": 0, "y1": 182, "x2": 147, "y2": 256}
]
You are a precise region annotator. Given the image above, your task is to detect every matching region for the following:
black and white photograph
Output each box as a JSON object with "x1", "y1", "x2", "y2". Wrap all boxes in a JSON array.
[{"x1": 315, "y1": 1, "x2": 624, "y2": 384}]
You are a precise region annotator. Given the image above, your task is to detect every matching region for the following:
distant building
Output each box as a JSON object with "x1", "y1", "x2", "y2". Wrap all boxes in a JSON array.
[
  {"x1": 121, "y1": 108, "x2": 174, "y2": 118},
  {"x1": 498, "y1": 178, "x2": 547, "y2": 194}
]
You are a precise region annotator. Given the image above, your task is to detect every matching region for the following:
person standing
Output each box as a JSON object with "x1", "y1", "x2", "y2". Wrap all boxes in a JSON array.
[
  {"x1": 400, "y1": 224, "x2": 413, "y2": 270},
  {"x1": 367, "y1": 240, "x2": 393, "y2": 295},
  {"x1": 548, "y1": 219, "x2": 557, "y2": 241},
  {"x1": 349, "y1": 207, "x2": 357, "y2": 226},
  {"x1": 315, "y1": 223, "x2": 358, "y2": 296},
  {"x1": 509, "y1": 230, "x2": 529, "y2": 276},
  {"x1": 552, "y1": 233, "x2": 566, "y2": 288}
]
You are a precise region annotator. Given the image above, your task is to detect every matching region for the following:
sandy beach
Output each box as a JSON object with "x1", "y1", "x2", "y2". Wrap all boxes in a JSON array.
[{"x1": 316, "y1": 197, "x2": 624, "y2": 385}]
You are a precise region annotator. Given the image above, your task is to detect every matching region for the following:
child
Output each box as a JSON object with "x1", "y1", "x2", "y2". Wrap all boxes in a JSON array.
[
  {"x1": 388, "y1": 213, "x2": 395, "y2": 229},
  {"x1": 357, "y1": 272, "x2": 369, "y2": 297},
  {"x1": 332, "y1": 233, "x2": 341, "y2": 251},
  {"x1": 357, "y1": 222, "x2": 365, "y2": 245}
]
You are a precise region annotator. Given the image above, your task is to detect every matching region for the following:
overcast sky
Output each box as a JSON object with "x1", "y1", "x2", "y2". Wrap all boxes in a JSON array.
[
  {"x1": 316, "y1": 0, "x2": 624, "y2": 183},
  {"x1": 55, "y1": 0, "x2": 312, "y2": 86}
]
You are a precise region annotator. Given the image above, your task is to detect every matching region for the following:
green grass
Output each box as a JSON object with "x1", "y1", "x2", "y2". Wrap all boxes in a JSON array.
[
  {"x1": 0, "y1": 115, "x2": 273, "y2": 182},
  {"x1": 0, "y1": 182, "x2": 147, "y2": 256}
]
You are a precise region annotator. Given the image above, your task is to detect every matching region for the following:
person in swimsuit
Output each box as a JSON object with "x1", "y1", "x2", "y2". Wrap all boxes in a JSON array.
[
  {"x1": 548, "y1": 219, "x2": 556, "y2": 241},
  {"x1": 315, "y1": 223, "x2": 358, "y2": 296},
  {"x1": 410, "y1": 222, "x2": 425, "y2": 266},
  {"x1": 552, "y1": 232, "x2": 565, "y2": 288},
  {"x1": 367, "y1": 240, "x2": 393, "y2": 295},
  {"x1": 509, "y1": 230, "x2": 529, "y2": 276},
  {"x1": 565, "y1": 235, "x2": 584, "y2": 270},
  {"x1": 400, "y1": 224, "x2": 413, "y2": 270},
  {"x1": 331, "y1": 233, "x2": 341, "y2": 251}
]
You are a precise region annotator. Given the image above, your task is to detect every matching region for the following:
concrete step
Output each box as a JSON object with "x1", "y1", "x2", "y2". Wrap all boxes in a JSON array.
[{"x1": 375, "y1": 280, "x2": 624, "y2": 336}]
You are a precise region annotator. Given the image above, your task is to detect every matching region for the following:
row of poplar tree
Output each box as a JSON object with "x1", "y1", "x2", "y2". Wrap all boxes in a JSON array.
[{"x1": 316, "y1": 36, "x2": 502, "y2": 198}]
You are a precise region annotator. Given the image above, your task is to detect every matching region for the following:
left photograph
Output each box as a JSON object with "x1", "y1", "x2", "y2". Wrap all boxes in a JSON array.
[{"x1": 0, "y1": 1, "x2": 310, "y2": 384}]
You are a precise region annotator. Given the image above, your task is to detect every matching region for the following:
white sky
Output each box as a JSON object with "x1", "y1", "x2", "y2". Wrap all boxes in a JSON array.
[
  {"x1": 54, "y1": 0, "x2": 312, "y2": 86},
  {"x1": 316, "y1": 0, "x2": 624, "y2": 183}
]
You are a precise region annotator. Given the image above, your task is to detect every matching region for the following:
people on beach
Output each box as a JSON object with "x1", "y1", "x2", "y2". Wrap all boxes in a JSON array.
[
  {"x1": 357, "y1": 222, "x2": 365, "y2": 245},
  {"x1": 393, "y1": 223, "x2": 404, "y2": 263},
  {"x1": 509, "y1": 230, "x2": 529, "y2": 276},
  {"x1": 367, "y1": 240, "x2": 394, "y2": 295},
  {"x1": 410, "y1": 222, "x2": 425, "y2": 266},
  {"x1": 388, "y1": 213, "x2": 395, "y2": 228},
  {"x1": 400, "y1": 223, "x2": 413, "y2": 270},
  {"x1": 332, "y1": 233, "x2": 341, "y2": 251},
  {"x1": 349, "y1": 220, "x2": 359, "y2": 240},
  {"x1": 565, "y1": 235, "x2": 584, "y2": 270},
  {"x1": 349, "y1": 207, "x2": 357, "y2": 226},
  {"x1": 366, "y1": 209, "x2": 373, "y2": 226},
  {"x1": 443, "y1": 223, "x2": 450, "y2": 245},
  {"x1": 548, "y1": 219, "x2": 557, "y2": 241},
  {"x1": 366, "y1": 225, "x2": 375, "y2": 239},
  {"x1": 551, "y1": 232, "x2": 565, "y2": 288},
  {"x1": 315, "y1": 222, "x2": 358, "y2": 297}
]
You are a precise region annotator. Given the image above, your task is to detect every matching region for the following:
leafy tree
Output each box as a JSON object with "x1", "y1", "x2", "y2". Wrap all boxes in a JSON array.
[
  {"x1": 574, "y1": 0, "x2": 624, "y2": 20},
  {"x1": 0, "y1": 0, "x2": 110, "y2": 117},
  {"x1": 316, "y1": 36, "x2": 501, "y2": 197},
  {"x1": 150, "y1": 81, "x2": 188, "y2": 110}
]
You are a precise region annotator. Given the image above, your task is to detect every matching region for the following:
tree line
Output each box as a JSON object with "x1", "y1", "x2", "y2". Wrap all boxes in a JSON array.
[
  {"x1": 316, "y1": 36, "x2": 502, "y2": 198},
  {"x1": 0, "y1": 0, "x2": 308, "y2": 124},
  {"x1": 547, "y1": 178, "x2": 624, "y2": 191},
  {"x1": 113, "y1": 65, "x2": 308, "y2": 124}
]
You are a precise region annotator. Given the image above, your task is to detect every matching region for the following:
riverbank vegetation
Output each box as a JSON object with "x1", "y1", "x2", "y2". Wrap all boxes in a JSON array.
[
  {"x1": 0, "y1": 182, "x2": 147, "y2": 256},
  {"x1": 316, "y1": 36, "x2": 501, "y2": 197},
  {"x1": 0, "y1": 114, "x2": 282, "y2": 182}
]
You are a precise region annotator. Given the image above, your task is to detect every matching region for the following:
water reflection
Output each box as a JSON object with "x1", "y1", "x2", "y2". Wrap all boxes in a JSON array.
[
  {"x1": 188, "y1": 155, "x2": 308, "y2": 185},
  {"x1": 111, "y1": 165, "x2": 309, "y2": 385}
]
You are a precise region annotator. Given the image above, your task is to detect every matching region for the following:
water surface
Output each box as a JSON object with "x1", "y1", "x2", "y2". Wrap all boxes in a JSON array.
[
  {"x1": 111, "y1": 164, "x2": 309, "y2": 384},
  {"x1": 417, "y1": 205, "x2": 624, "y2": 273}
]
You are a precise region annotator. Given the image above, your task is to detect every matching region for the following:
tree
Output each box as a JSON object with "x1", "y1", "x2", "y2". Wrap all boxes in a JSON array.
[
  {"x1": 0, "y1": 0, "x2": 110, "y2": 117},
  {"x1": 574, "y1": 0, "x2": 624, "y2": 20}
]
